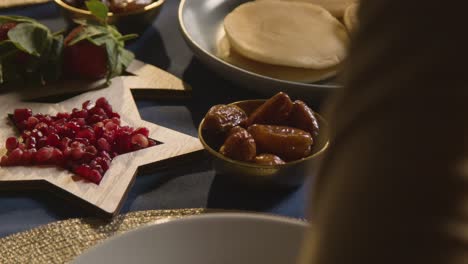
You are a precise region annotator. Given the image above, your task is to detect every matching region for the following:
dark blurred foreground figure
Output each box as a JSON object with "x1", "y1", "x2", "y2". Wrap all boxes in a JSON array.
[{"x1": 299, "y1": 1, "x2": 468, "y2": 263}]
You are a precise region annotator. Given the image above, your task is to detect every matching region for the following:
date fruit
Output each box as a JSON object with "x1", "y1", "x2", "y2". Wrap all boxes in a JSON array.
[
  {"x1": 219, "y1": 126, "x2": 256, "y2": 162},
  {"x1": 203, "y1": 104, "x2": 247, "y2": 134},
  {"x1": 248, "y1": 124, "x2": 313, "y2": 161},
  {"x1": 247, "y1": 92, "x2": 293, "y2": 126},
  {"x1": 288, "y1": 100, "x2": 320, "y2": 138},
  {"x1": 254, "y1": 154, "x2": 285, "y2": 165}
]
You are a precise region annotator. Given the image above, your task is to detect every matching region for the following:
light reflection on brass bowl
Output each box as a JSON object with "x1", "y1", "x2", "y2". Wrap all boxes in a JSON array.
[
  {"x1": 54, "y1": 0, "x2": 165, "y2": 34},
  {"x1": 198, "y1": 100, "x2": 329, "y2": 187}
]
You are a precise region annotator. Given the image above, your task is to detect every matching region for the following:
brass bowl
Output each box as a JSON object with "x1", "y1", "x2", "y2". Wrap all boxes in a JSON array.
[
  {"x1": 54, "y1": 0, "x2": 165, "y2": 34},
  {"x1": 198, "y1": 100, "x2": 329, "y2": 187}
]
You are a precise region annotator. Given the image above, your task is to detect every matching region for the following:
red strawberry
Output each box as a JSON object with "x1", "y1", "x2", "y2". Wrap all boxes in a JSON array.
[
  {"x1": 0, "y1": 22, "x2": 17, "y2": 41},
  {"x1": 63, "y1": 26, "x2": 108, "y2": 80}
]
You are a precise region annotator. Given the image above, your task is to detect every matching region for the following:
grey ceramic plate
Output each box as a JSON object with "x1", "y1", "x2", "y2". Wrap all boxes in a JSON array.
[{"x1": 178, "y1": 0, "x2": 341, "y2": 101}]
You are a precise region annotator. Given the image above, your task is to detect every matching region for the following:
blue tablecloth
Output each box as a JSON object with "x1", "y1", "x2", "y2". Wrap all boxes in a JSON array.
[{"x1": 0, "y1": 1, "x2": 314, "y2": 238}]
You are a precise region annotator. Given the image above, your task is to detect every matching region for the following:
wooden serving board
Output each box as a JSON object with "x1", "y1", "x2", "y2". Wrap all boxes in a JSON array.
[
  {"x1": 0, "y1": 78, "x2": 204, "y2": 217},
  {"x1": 1, "y1": 60, "x2": 191, "y2": 101}
]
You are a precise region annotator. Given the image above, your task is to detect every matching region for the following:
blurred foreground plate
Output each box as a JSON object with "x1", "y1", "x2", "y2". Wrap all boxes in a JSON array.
[
  {"x1": 178, "y1": 0, "x2": 341, "y2": 101},
  {"x1": 73, "y1": 213, "x2": 308, "y2": 264}
]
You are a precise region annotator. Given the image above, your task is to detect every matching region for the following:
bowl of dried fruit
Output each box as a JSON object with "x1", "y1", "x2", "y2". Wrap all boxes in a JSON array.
[
  {"x1": 199, "y1": 92, "x2": 329, "y2": 187},
  {"x1": 55, "y1": 0, "x2": 165, "y2": 34}
]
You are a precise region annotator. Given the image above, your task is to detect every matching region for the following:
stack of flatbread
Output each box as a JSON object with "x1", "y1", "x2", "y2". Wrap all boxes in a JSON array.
[{"x1": 217, "y1": 0, "x2": 359, "y2": 83}]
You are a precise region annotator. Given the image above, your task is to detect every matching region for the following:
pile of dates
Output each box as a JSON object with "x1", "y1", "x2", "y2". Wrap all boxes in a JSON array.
[
  {"x1": 65, "y1": 0, "x2": 154, "y2": 13},
  {"x1": 202, "y1": 92, "x2": 320, "y2": 165}
]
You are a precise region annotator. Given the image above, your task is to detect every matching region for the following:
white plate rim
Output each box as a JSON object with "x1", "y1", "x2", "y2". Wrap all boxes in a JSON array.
[{"x1": 72, "y1": 212, "x2": 308, "y2": 263}]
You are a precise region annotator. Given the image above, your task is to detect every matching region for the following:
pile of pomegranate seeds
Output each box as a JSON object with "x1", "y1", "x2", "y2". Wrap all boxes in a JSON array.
[{"x1": 0, "y1": 97, "x2": 156, "y2": 184}]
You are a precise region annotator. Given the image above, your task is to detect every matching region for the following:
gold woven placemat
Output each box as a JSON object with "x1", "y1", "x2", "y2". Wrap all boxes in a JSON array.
[
  {"x1": 0, "y1": 208, "x2": 208, "y2": 264},
  {"x1": 0, "y1": 0, "x2": 50, "y2": 8}
]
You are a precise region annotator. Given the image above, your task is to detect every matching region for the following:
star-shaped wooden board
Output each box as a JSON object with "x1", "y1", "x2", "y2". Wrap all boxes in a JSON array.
[{"x1": 0, "y1": 78, "x2": 204, "y2": 217}]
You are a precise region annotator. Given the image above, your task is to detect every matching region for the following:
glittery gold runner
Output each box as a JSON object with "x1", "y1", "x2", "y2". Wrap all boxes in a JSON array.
[
  {"x1": 0, "y1": 208, "x2": 208, "y2": 264},
  {"x1": 0, "y1": 0, "x2": 50, "y2": 8}
]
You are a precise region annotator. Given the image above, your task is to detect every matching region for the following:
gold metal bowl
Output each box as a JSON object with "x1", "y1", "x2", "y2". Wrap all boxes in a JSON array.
[
  {"x1": 54, "y1": 0, "x2": 165, "y2": 34},
  {"x1": 198, "y1": 100, "x2": 329, "y2": 187}
]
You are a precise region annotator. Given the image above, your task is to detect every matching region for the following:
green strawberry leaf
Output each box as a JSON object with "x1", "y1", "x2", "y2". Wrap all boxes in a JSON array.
[
  {"x1": 104, "y1": 40, "x2": 119, "y2": 81},
  {"x1": 0, "y1": 15, "x2": 37, "y2": 24},
  {"x1": 7, "y1": 23, "x2": 50, "y2": 57},
  {"x1": 87, "y1": 34, "x2": 110, "y2": 46},
  {"x1": 118, "y1": 34, "x2": 138, "y2": 42},
  {"x1": 119, "y1": 48, "x2": 134, "y2": 68},
  {"x1": 85, "y1": 0, "x2": 109, "y2": 23}
]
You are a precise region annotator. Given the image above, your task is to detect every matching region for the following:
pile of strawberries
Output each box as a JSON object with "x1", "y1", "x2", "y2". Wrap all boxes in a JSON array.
[
  {"x1": 0, "y1": 97, "x2": 155, "y2": 184},
  {"x1": 0, "y1": 0, "x2": 136, "y2": 85}
]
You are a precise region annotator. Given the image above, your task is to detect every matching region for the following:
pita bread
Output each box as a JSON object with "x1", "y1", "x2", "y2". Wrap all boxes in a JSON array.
[
  {"x1": 224, "y1": 1, "x2": 349, "y2": 69},
  {"x1": 344, "y1": 3, "x2": 359, "y2": 31},
  {"x1": 217, "y1": 34, "x2": 337, "y2": 83}
]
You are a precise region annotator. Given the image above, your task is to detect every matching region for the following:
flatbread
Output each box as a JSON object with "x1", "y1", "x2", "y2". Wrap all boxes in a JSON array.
[
  {"x1": 224, "y1": 1, "x2": 349, "y2": 69},
  {"x1": 217, "y1": 34, "x2": 338, "y2": 83},
  {"x1": 258, "y1": 0, "x2": 357, "y2": 18},
  {"x1": 344, "y1": 3, "x2": 359, "y2": 31}
]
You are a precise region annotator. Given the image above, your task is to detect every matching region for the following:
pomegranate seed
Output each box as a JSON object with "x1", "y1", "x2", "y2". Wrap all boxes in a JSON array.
[
  {"x1": 97, "y1": 138, "x2": 111, "y2": 151},
  {"x1": 76, "y1": 128, "x2": 95, "y2": 141},
  {"x1": 5, "y1": 137, "x2": 18, "y2": 151},
  {"x1": 87, "y1": 170, "x2": 102, "y2": 184},
  {"x1": 101, "y1": 104, "x2": 113, "y2": 115},
  {"x1": 93, "y1": 164, "x2": 104, "y2": 175},
  {"x1": 36, "y1": 147, "x2": 53, "y2": 163},
  {"x1": 26, "y1": 117, "x2": 39, "y2": 129},
  {"x1": 14, "y1": 109, "x2": 32, "y2": 123},
  {"x1": 25, "y1": 136, "x2": 36, "y2": 148},
  {"x1": 110, "y1": 112, "x2": 120, "y2": 119},
  {"x1": 85, "y1": 145, "x2": 97, "y2": 155},
  {"x1": 105, "y1": 122, "x2": 117, "y2": 131},
  {"x1": 149, "y1": 140, "x2": 157, "y2": 147},
  {"x1": 82, "y1": 100, "x2": 94, "y2": 110},
  {"x1": 88, "y1": 114, "x2": 103, "y2": 124},
  {"x1": 59, "y1": 137, "x2": 71, "y2": 150},
  {"x1": 89, "y1": 107, "x2": 106, "y2": 117},
  {"x1": 22, "y1": 149, "x2": 36, "y2": 164},
  {"x1": 21, "y1": 130, "x2": 31, "y2": 140},
  {"x1": 46, "y1": 133, "x2": 60, "y2": 147},
  {"x1": 36, "y1": 137, "x2": 47, "y2": 149},
  {"x1": 70, "y1": 148, "x2": 84, "y2": 160},
  {"x1": 133, "y1": 127, "x2": 149, "y2": 137},
  {"x1": 0, "y1": 156, "x2": 9, "y2": 166},
  {"x1": 95, "y1": 97, "x2": 108, "y2": 107},
  {"x1": 66, "y1": 122, "x2": 80, "y2": 132},
  {"x1": 131, "y1": 134, "x2": 149, "y2": 149},
  {"x1": 35, "y1": 122, "x2": 49, "y2": 134},
  {"x1": 111, "y1": 117, "x2": 120, "y2": 125},
  {"x1": 75, "y1": 165, "x2": 102, "y2": 184},
  {"x1": 72, "y1": 109, "x2": 88, "y2": 119},
  {"x1": 8, "y1": 148, "x2": 23, "y2": 165},
  {"x1": 18, "y1": 143, "x2": 26, "y2": 150},
  {"x1": 75, "y1": 118, "x2": 86, "y2": 126},
  {"x1": 56, "y1": 112, "x2": 70, "y2": 119},
  {"x1": 51, "y1": 148, "x2": 64, "y2": 163},
  {"x1": 99, "y1": 151, "x2": 111, "y2": 160},
  {"x1": 95, "y1": 157, "x2": 110, "y2": 171},
  {"x1": 31, "y1": 129, "x2": 43, "y2": 138}
]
